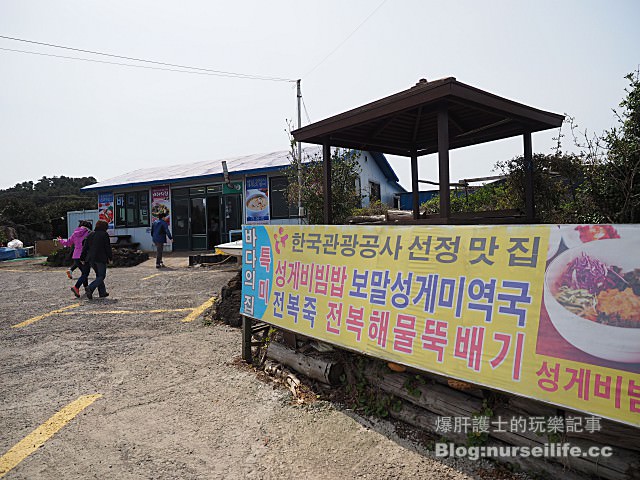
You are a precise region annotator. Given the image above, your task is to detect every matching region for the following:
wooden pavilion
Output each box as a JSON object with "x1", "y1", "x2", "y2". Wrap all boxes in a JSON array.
[{"x1": 292, "y1": 77, "x2": 564, "y2": 224}]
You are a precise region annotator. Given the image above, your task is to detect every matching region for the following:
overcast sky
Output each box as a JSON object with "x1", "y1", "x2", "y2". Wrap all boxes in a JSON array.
[{"x1": 1, "y1": 0, "x2": 638, "y2": 190}]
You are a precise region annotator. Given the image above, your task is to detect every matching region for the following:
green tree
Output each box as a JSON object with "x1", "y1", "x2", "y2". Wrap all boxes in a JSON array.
[
  {"x1": 284, "y1": 145, "x2": 363, "y2": 225},
  {"x1": 0, "y1": 175, "x2": 97, "y2": 243},
  {"x1": 420, "y1": 181, "x2": 513, "y2": 216},
  {"x1": 586, "y1": 71, "x2": 640, "y2": 222},
  {"x1": 495, "y1": 152, "x2": 587, "y2": 223}
]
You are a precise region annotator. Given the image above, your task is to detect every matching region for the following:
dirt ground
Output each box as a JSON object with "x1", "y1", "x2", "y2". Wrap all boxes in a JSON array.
[{"x1": 0, "y1": 255, "x2": 521, "y2": 479}]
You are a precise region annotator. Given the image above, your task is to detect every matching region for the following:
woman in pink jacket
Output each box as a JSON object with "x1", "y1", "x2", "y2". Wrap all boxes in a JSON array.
[{"x1": 57, "y1": 220, "x2": 92, "y2": 279}]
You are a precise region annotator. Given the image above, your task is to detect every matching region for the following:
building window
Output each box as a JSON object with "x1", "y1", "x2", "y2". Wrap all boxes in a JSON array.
[
  {"x1": 369, "y1": 181, "x2": 381, "y2": 203},
  {"x1": 115, "y1": 191, "x2": 150, "y2": 227},
  {"x1": 270, "y1": 177, "x2": 297, "y2": 219}
]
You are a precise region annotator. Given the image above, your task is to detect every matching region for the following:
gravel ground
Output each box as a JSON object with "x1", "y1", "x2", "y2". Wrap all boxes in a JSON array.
[{"x1": 0, "y1": 256, "x2": 525, "y2": 479}]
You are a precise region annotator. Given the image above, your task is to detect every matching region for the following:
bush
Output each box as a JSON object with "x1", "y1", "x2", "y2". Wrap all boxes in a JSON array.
[{"x1": 352, "y1": 200, "x2": 389, "y2": 216}]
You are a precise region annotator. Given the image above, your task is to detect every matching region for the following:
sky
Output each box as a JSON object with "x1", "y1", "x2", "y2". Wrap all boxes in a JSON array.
[{"x1": 0, "y1": 0, "x2": 638, "y2": 191}]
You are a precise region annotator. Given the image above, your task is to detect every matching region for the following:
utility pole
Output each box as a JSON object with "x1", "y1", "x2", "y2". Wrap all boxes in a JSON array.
[{"x1": 296, "y1": 79, "x2": 303, "y2": 219}]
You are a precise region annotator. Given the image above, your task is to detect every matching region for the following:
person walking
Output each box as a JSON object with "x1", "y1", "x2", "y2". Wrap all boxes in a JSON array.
[
  {"x1": 82, "y1": 219, "x2": 112, "y2": 299},
  {"x1": 57, "y1": 220, "x2": 92, "y2": 279},
  {"x1": 151, "y1": 212, "x2": 172, "y2": 268},
  {"x1": 67, "y1": 221, "x2": 93, "y2": 298}
]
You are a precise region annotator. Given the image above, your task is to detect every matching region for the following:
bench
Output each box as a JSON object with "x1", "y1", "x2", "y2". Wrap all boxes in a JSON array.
[{"x1": 109, "y1": 235, "x2": 139, "y2": 250}]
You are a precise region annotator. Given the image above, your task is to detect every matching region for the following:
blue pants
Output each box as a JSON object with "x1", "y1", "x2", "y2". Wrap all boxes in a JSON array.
[
  {"x1": 88, "y1": 262, "x2": 108, "y2": 296},
  {"x1": 74, "y1": 261, "x2": 90, "y2": 289}
]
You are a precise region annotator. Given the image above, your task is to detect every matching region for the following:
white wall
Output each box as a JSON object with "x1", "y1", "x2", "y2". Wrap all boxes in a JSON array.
[
  {"x1": 66, "y1": 209, "x2": 100, "y2": 236},
  {"x1": 357, "y1": 152, "x2": 404, "y2": 207},
  {"x1": 110, "y1": 226, "x2": 162, "y2": 252}
]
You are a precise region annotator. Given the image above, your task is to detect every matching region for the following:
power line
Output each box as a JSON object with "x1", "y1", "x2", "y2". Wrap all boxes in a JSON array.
[
  {"x1": 0, "y1": 35, "x2": 296, "y2": 82},
  {"x1": 303, "y1": 0, "x2": 388, "y2": 78},
  {"x1": 0, "y1": 47, "x2": 295, "y2": 82},
  {"x1": 302, "y1": 96, "x2": 312, "y2": 124}
]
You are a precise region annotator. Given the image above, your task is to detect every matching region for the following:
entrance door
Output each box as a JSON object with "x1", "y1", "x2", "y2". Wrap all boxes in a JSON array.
[
  {"x1": 190, "y1": 197, "x2": 207, "y2": 250},
  {"x1": 172, "y1": 197, "x2": 190, "y2": 251},
  {"x1": 207, "y1": 195, "x2": 221, "y2": 250},
  {"x1": 222, "y1": 195, "x2": 243, "y2": 242}
]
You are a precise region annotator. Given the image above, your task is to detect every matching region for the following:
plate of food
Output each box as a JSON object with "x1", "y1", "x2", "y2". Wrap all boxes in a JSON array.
[
  {"x1": 544, "y1": 238, "x2": 640, "y2": 363},
  {"x1": 151, "y1": 203, "x2": 170, "y2": 219},
  {"x1": 246, "y1": 190, "x2": 268, "y2": 216},
  {"x1": 560, "y1": 224, "x2": 620, "y2": 249}
]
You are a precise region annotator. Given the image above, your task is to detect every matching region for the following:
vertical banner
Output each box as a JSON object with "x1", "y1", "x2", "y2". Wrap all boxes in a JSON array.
[
  {"x1": 245, "y1": 175, "x2": 270, "y2": 224},
  {"x1": 151, "y1": 186, "x2": 171, "y2": 226},
  {"x1": 241, "y1": 224, "x2": 640, "y2": 427},
  {"x1": 97, "y1": 192, "x2": 114, "y2": 229}
]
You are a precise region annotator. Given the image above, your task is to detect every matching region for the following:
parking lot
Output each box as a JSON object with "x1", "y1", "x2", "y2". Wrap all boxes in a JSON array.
[{"x1": 0, "y1": 257, "x2": 496, "y2": 479}]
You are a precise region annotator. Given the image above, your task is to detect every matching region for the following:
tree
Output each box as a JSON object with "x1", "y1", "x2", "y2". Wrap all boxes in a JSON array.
[
  {"x1": 588, "y1": 71, "x2": 640, "y2": 223},
  {"x1": 0, "y1": 175, "x2": 97, "y2": 243},
  {"x1": 495, "y1": 152, "x2": 587, "y2": 223},
  {"x1": 283, "y1": 143, "x2": 363, "y2": 225},
  {"x1": 420, "y1": 181, "x2": 513, "y2": 216}
]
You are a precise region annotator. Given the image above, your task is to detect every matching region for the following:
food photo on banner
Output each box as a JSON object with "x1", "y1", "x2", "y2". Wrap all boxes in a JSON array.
[
  {"x1": 240, "y1": 224, "x2": 640, "y2": 427},
  {"x1": 245, "y1": 175, "x2": 269, "y2": 225},
  {"x1": 98, "y1": 192, "x2": 115, "y2": 229},
  {"x1": 151, "y1": 186, "x2": 171, "y2": 225}
]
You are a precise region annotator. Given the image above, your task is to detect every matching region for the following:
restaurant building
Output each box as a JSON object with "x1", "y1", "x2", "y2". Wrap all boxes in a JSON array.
[{"x1": 81, "y1": 147, "x2": 404, "y2": 252}]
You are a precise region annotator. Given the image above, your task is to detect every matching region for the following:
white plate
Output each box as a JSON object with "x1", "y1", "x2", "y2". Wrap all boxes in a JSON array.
[
  {"x1": 547, "y1": 225, "x2": 561, "y2": 261},
  {"x1": 560, "y1": 224, "x2": 621, "y2": 249},
  {"x1": 544, "y1": 238, "x2": 640, "y2": 363}
]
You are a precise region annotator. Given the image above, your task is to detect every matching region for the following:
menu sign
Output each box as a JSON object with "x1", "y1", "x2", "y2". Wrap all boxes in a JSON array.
[
  {"x1": 151, "y1": 186, "x2": 171, "y2": 225},
  {"x1": 98, "y1": 192, "x2": 114, "y2": 229}
]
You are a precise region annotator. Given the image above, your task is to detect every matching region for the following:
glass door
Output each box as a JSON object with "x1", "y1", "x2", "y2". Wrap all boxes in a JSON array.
[
  {"x1": 207, "y1": 195, "x2": 221, "y2": 250},
  {"x1": 222, "y1": 195, "x2": 243, "y2": 242},
  {"x1": 190, "y1": 197, "x2": 207, "y2": 250},
  {"x1": 172, "y1": 197, "x2": 190, "y2": 251}
]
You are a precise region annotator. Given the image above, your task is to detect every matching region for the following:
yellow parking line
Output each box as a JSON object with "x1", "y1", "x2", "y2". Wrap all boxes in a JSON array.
[
  {"x1": 60, "y1": 308, "x2": 194, "y2": 315},
  {"x1": 0, "y1": 393, "x2": 102, "y2": 478},
  {"x1": 141, "y1": 273, "x2": 161, "y2": 281},
  {"x1": 181, "y1": 296, "x2": 216, "y2": 323},
  {"x1": 11, "y1": 304, "x2": 80, "y2": 329}
]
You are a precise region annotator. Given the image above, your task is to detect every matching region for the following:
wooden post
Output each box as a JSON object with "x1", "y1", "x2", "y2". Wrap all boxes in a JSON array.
[
  {"x1": 323, "y1": 139, "x2": 332, "y2": 224},
  {"x1": 437, "y1": 106, "x2": 450, "y2": 219},
  {"x1": 411, "y1": 151, "x2": 419, "y2": 220},
  {"x1": 241, "y1": 315, "x2": 252, "y2": 363},
  {"x1": 523, "y1": 130, "x2": 535, "y2": 221}
]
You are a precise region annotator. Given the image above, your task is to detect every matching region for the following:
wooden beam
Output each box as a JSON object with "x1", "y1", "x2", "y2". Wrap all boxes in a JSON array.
[
  {"x1": 367, "y1": 115, "x2": 397, "y2": 140},
  {"x1": 454, "y1": 118, "x2": 512, "y2": 138},
  {"x1": 412, "y1": 106, "x2": 423, "y2": 143},
  {"x1": 323, "y1": 140, "x2": 332, "y2": 224},
  {"x1": 447, "y1": 111, "x2": 466, "y2": 135},
  {"x1": 523, "y1": 130, "x2": 535, "y2": 221},
  {"x1": 241, "y1": 316, "x2": 253, "y2": 363},
  {"x1": 437, "y1": 106, "x2": 450, "y2": 219},
  {"x1": 411, "y1": 151, "x2": 419, "y2": 220}
]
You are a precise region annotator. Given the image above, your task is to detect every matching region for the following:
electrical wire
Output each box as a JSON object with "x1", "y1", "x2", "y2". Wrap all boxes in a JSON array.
[
  {"x1": 301, "y1": 96, "x2": 312, "y2": 124},
  {"x1": 303, "y1": 0, "x2": 388, "y2": 78},
  {"x1": 0, "y1": 47, "x2": 296, "y2": 81},
  {"x1": 0, "y1": 35, "x2": 296, "y2": 82}
]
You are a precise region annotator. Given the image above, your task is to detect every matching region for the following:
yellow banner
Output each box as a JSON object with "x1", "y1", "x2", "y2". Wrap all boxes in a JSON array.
[{"x1": 241, "y1": 224, "x2": 640, "y2": 427}]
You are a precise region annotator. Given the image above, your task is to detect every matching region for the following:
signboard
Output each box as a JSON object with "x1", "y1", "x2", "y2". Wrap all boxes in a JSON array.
[
  {"x1": 97, "y1": 192, "x2": 114, "y2": 229},
  {"x1": 151, "y1": 186, "x2": 171, "y2": 226},
  {"x1": 223, "y1": 181, "x2": 243, "y2": 195},
  {"x1": 245, "y1": 176, "x2": 270, "y2": 224},
  {"x1": 241, "y1": 224, "x2": 640, "y2": 427}
]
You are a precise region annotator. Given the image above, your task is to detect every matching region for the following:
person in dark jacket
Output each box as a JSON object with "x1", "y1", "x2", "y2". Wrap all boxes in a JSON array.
[
  {"x1": 151, "y1": 212, "x2": 172, "y2": 268},
  {"x1": 81, "y1": 219, "x2": 113, "y2": 299}
]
